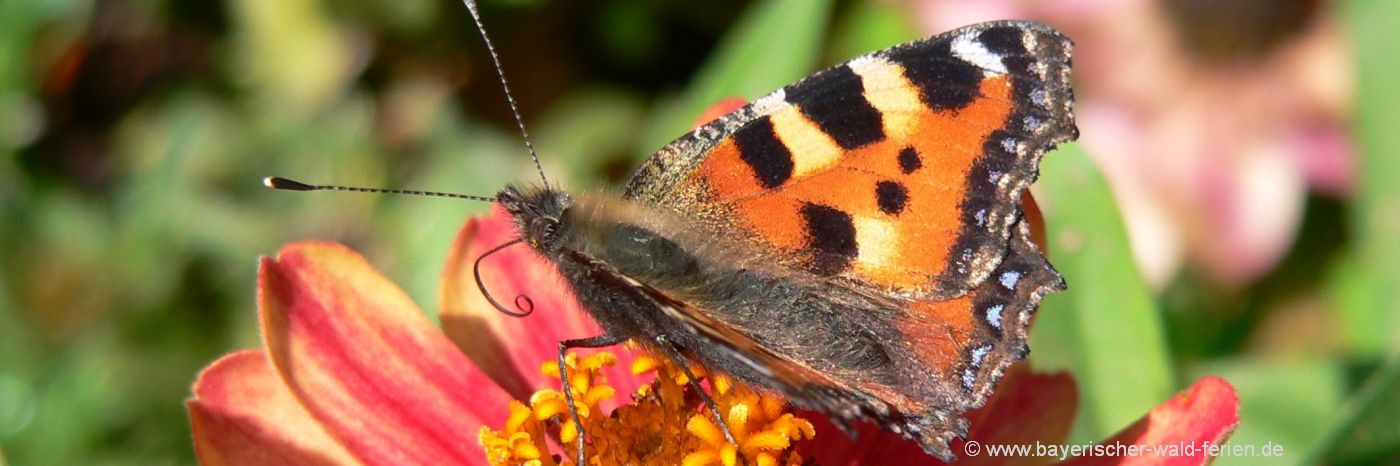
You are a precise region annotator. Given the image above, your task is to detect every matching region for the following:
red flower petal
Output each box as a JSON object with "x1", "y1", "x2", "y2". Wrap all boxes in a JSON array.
[
  {"x1": 957, "y1": 366, "x2": 1078, "y2": 466},
  {"x1": 1059, "y1": 376, "x2": 1239, "y2": 466},
  {"x1": 188, "y1": 350, "x2": 361, "y2": 466},
  {"x1": 439, "y1": 209, "x2": 645, "y2": 404},
  {"x1": 259, "y1": 242, "x2": 509, "y2": 466},
  {"x1": 800, "y1": 366, "x2": 1078, "y2": 466},
  {"x1": 1023, "y1": 191, "x2": 1050, "y2": 253}
]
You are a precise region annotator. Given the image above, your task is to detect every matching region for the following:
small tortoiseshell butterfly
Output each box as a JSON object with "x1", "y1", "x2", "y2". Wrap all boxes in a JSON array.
[
  {"x1": 498, "y1": 20, "x2": 1076, "y2": 462},
  {"x1": 271, "y1": 9, "x2": 1075, "y2": 463}
]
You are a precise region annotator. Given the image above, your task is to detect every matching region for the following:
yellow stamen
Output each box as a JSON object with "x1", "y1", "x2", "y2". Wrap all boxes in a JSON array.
[
  {"x1": 681, "y1": 450, "x2": 719, "y2": 466},
  {"x1": 720, "y1": 443, "x2": 738, "y2": 466},
  {"x1": 630, "y1": 354, "x2": 660, "y2": 375},
  {"x1": 687, "y1": 415, "x2": 725, "y2": 446},
  {"x1": 480, "y1": 350, "x2": 815, "y2": 466}
]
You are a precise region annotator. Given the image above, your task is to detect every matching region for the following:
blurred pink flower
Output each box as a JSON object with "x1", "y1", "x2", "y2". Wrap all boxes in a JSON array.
[{"x1": 917, "y1": 0, "x2": 1354, "y2": 286}]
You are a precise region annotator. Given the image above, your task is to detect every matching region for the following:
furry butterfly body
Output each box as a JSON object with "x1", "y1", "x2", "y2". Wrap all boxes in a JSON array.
[{"x1": 498, "y1": 20, "x2": 1075, "y2": 461}]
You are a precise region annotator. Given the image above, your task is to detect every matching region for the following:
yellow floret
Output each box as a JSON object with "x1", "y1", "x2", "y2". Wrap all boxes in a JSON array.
[{"x1": 479, "y1": 350, "x2": 814, "y2": 466}]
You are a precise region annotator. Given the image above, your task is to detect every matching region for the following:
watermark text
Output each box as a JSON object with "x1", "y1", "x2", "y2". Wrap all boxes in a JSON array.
[{"x1": 963, "y1": 440, "x2": 1285, "y2": 461}]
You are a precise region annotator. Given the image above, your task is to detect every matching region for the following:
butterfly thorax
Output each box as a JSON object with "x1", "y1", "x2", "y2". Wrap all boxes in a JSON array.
[{"x1": 499, "y1": 184, "x2": 735, "y2": 293}]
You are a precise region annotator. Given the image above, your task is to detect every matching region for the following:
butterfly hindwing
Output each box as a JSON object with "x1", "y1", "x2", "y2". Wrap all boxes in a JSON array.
[
  {"x1": 565, "y1": 213, "x2": 1065, "y2": 460},
  {"x1": 890, "y1": 220, "x2": 1064, "y2": 412},
  {"x1": 624, "y1": 21, "x2": 1074, "y2": 300}
]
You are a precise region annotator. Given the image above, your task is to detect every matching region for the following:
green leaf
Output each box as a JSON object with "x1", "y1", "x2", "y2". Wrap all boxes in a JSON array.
[
  {"x1": 1328, "y1": 252, "x2": 1387, "y2": 355},
  {"x1": 826, "y1": 0, "x2": 918, "y2": 62},
  {"x1": 1317, "y1": 352, "x2": 1400, "y2": 464},
  {"x1": 637, "y1": 0, "x2": 833, "y2": 154},
  {"x1": 1339, "y1": 0, "x2": 1400, "y2": 354},
  {"x1": 1030, "y1": 143, "x2": 1175, "y2": 442}
]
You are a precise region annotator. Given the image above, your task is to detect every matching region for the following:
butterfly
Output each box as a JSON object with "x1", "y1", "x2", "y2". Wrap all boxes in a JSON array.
[
  {"x1": 494, "y1": 20, "x2": 1076, "y2": 462},
  {"x1": 269, "y1": 14, "x2": 1075, "y2": 464}
]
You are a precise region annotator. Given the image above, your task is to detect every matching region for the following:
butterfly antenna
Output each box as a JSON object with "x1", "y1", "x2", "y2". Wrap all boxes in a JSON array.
[
  {"x1": 473, "y1": 238, "x2": 535, "y2": 317},
  {"x1": 460, "y1": 0, "x2": 550, "y2": 189},
  {"x1": 263, "y1": 176, "x2": 496, "y2": 202}
]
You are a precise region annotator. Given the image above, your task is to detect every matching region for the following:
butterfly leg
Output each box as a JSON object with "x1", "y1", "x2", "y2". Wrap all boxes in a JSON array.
[
  {"x1": 558, "y1": 334, "x2": 626, "y2": 466},
  {"x1": 654, "y1": 335, "x2": 739, "y2": 447}
]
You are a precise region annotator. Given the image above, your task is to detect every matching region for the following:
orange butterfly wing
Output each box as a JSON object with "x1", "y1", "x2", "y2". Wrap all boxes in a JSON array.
[
  {"x1": 617, "y1": 21, "x2": 1075, "y2": 459},
  {"x1": 625, "y1": 22, "x2": 1074, "y2": 300}
]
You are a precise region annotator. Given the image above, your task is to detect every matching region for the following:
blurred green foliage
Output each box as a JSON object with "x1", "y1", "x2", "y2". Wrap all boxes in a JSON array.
[
  {"x1": 0, "y1": 0, "x2": 1396, "y2": 464},
  {"x1": 1032, "y1": 143, "x2": 1175, "y2": 442},
  {"x1": 1343, "y1": 0, "x2": 1400, "y2": 356}
]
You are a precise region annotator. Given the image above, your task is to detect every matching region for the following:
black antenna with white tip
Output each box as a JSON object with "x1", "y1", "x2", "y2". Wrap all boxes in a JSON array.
[
  {"x1": 262, "y1": 176, "x2": 496, "y2": 202},
  {"x1": 262, "y1": 1, "x2": 550, "y2": 202}
]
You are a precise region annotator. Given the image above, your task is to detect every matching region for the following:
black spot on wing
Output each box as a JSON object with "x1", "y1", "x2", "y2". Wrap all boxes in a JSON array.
[
  {"x1": 886, "y1": 40, "x2": 983, "y2": 111},
  {"x1": 785, "y1": 65, "x2": 885, "y2": 149},
  {"x1": 875, "y1": 181, "x2": 908, "y2": 215},
  {"x1": 977, "y1": 26, "x2": 1026, "y2": 55},
  {"x1": 800, "y1": 203, "x2": 858, "y2": 276},
  {"x1": 733, "y1": 116, "x2": 794, "y2": 189},
  {"x1": 898, "y1": 146, "x2": 922, "y2": 174}
]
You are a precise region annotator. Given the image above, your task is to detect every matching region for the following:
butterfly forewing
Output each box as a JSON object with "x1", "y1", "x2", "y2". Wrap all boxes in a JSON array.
[
  {"x1": 602, "y1": 21, "x2": 1076, "y2": 460},
  {"x1": 624, "y1": 21, "x2": 1074, "y2": 300}
]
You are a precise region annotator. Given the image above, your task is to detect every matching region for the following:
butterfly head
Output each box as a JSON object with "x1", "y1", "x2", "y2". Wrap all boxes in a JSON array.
[{"x1": 497, "y1": 184, "x2": 574, "y2": 253}]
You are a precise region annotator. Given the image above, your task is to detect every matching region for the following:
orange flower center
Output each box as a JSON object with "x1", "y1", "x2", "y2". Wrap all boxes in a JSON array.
[{"x1": 479, "y1": 350, "x2": 814, "y2": 466}]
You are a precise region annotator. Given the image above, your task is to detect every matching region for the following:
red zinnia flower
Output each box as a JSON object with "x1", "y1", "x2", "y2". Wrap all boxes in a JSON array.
[{"x1": 188, "y1": 101, "x2": 1239, "y2": 465}]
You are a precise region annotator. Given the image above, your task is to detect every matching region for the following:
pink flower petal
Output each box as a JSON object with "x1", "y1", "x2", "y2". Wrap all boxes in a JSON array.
[
  {"x1": 188, "y1": 350, "x2": 361, "y2": 466},
  {"x1": 914, "y1": 0, "x2": 1031, "y2": 34},
  {"x1": 1059, "y1": 376, "x2": 1239, "y2": 466},
  {"x1": 1193, "y1": 144, "x2": 1306, "y2": 285},
  {"x1": 439, "y1": 211, "x2": 646, "y2": 404},
  {"x1": 800, "y1": 366, "x2": 1078, "y2": 466},
  {"x1": 260, "y1": 242, "x2": 509, "y2": 466},
  {"x1": 1286, "y1": 119, "x2": 1353, "y2": 196}
]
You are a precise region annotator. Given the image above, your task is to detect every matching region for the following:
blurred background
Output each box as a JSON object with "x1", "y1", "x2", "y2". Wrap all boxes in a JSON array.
[{"x1": 0, "y1": 0, "x2": 1396, "y2": 464}]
